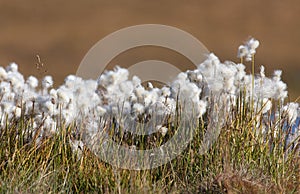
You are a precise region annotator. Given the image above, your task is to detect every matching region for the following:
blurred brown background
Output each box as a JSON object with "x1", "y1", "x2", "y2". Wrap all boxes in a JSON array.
[{"x1": 0, "y1": 0, "x2": 299, "y2": 100}]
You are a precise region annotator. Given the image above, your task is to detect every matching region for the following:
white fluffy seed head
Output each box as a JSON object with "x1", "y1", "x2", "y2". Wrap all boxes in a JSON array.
[
  {"x1": 27, "y1": 76, "x2": 39, "y2": 88},
  {"x1": 247, "y1": 38, "x2": 260, "y2": 51},
  {"x1": 237, "y1": 38, "x2": 260, "y2": 61},
  {"x1": 133, "y1": 103, "x2": 145, "y2": 115},
  {"x1": 57, "y1": 89, "x2": 71, "y2": 104},
  {"x1": 237, "y1": 45, "x2": 248, "y2": 58},
  {"x1": 6, "y1": 63, "x2": 18, "y2": 72},
  {"x1": 273, "y1": 70, "x2": 282, "y2": 82},
  {"x1": 156, "y1": 125, "x2": 168, "y2": 136},
  {"x1": 260, "y1": 66, "x2": 265, "y2": 78},
  {"x1": 14, "y1": 106, "x2": 22, "y2": 118},
  {"x1": 0, "y1": 67, "x2": 7, "y2": 80},
  {"x1": 161, "y1": 87, "x2": 171, "y2": 97},
  {"x1": 283, "y1": 103, "x2": 299, "y2": 124},
  {"x1": 42, "y1": 76, "x2": 53, "y2": 89},
  {"x1": 261, "y1": 98, "x2": 272, "y2": 114},
  {"x1": 147, "y1": 82, "x2": 153, "y2": 89}
]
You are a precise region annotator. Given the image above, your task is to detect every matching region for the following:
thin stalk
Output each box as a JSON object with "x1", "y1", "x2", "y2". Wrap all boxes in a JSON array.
[{"x1": 251, "y1": 54, "x2": 255, "y2": 117}]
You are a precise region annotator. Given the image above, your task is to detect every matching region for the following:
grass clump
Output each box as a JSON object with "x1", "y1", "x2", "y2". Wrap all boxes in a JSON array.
[
  {"x1": 0, "y1": 38, "x2": 299, "y2": 193},
  {"x1": 0, "y1": 94, "x2": 299, "y2": 193}
]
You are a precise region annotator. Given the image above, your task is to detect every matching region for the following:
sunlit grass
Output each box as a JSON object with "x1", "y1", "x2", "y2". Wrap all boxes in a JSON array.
[{"x1": 0, "y1": 94, "x2": 299, "y2": 193}]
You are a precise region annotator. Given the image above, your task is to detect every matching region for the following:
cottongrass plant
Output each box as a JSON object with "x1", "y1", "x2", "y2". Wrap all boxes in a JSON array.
[{"x1": 0, "y1": 38, "x2": 299, "y2": 193}]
